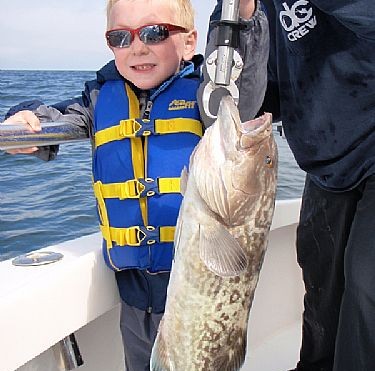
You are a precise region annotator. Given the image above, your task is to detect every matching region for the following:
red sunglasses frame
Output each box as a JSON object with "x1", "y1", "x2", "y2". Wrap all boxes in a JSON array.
[{"x1": 105, "y1": 23, "x2": 188, "y2": 48}]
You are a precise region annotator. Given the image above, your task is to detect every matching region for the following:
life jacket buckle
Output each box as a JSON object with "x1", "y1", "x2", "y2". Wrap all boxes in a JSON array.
[
  {"x1": 121, "y1": 179, "x2": 146, "y2": 199},
  {"x1": 138, "y1": 178, "x2": 158, "y2": 197},
  {"x1": 118, "y1": 119, "x2": 140, "y2": 137},
  {"x1": 134, "y1": 119, "x2": 156, "y2": 137},
  {"x1": 137, "y1": 226, "x2": 160, "y2": 245}
]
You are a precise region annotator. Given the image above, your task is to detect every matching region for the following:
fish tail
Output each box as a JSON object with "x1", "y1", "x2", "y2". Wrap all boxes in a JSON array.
[
  {"x1": 150, "y1": 334, "x2": 169, "y2": 371},
  {"x1": 212, "y1": 331, "x2": 247, "y2": 371}
]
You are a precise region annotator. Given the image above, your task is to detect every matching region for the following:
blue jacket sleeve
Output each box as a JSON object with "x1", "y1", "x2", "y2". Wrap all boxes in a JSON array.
[
  {"x1": 312, "y1": 0, "x2": 375, "y2": 41},
  {"x1": 3, "y1": 81, "x2": 95, "y2": 161}
]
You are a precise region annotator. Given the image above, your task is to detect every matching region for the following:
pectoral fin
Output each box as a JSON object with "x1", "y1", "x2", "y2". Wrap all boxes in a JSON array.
[
  {"x1": 150, "y1": 331, "x2": 169, "y2": 371},
  {"x1": 199, "y1": 222, "x2": 247, "y2": 277},
  {"x1": 173, "y1": 217, "x2": 183, "y2": 257},
  {"x1": 180, "y1": 166, "x2": 189, "y2": 196}
]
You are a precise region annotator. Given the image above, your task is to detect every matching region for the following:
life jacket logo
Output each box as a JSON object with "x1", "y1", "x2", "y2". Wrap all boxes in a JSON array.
[
  {"x1": 169, "y1": 100, "x2": 196, "y2": 111},
  {"x1": 279, "y1": 1, "x2": 317, "y2": 41}
]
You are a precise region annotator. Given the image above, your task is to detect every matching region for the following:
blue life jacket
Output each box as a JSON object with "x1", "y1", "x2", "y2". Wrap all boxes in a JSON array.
[{"x1": 93, "y1": 78, "x2": 202, "y2": 272}]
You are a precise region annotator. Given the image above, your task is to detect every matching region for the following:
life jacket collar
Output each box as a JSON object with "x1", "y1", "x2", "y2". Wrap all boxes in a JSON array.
[{"x1": 150, "y1": 61, "x2": 195, "y2": 100}]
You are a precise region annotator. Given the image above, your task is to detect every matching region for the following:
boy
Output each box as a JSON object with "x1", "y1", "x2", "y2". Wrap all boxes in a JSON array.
[{"x1": 4, "y1": 1, "x2": 269, "y2": 369}]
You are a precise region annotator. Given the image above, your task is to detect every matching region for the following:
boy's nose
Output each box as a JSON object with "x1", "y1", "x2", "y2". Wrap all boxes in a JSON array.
[{"x1": 131, "y1": 35, "x2": 149, "y2": 55}]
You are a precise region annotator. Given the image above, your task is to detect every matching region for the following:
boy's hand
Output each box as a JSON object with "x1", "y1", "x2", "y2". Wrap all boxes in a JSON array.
[
  {"x1": 239, "y1": 0, "x2": 256, "y2": 19},
  {"x1": 2, "y1": 110, "x2": 41, "y2": 154}
]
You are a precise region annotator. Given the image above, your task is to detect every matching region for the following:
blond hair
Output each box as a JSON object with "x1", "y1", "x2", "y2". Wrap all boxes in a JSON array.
[{"x1": 106, "y1": 0, "x2": 195, "y2": 31}]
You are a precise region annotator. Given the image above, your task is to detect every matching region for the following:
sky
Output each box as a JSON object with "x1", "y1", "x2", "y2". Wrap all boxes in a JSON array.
[{"x1": 1, "y1": 0, "x2": 216, "y2": 71}]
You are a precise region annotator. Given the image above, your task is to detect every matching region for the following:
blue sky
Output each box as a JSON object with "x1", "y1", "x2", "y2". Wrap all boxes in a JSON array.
[{"x1": 1, "y1": 0, "x2": 216, "y2": 71}]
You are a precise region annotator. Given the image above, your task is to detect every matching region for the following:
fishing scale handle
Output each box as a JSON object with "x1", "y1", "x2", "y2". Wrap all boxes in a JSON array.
[{"x1": 214, "y1": 0, "x2": 241, "y2": 86}]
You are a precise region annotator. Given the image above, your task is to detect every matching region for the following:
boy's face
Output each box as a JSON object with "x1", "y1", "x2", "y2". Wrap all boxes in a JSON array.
[{"x1": 107, "y1": 0, "x2": 197, "y2": 90}]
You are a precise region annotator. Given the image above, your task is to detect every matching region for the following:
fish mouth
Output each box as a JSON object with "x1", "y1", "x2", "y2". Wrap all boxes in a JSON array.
[
  {"x1": 238, "y1": 113, "x2": 272, "y2": 149},
  {"x1": 240, "y1": 113, "x2": 272, "y2": 136}
]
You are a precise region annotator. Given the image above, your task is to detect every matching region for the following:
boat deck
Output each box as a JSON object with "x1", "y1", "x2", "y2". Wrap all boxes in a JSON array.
[{"x1": 244, "y1": 321, "x2": 301, "y2": 371}]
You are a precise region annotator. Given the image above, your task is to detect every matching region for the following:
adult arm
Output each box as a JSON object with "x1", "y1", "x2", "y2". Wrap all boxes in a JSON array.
[{"x1": 198, "y1": 0, "x2": 270, "y2": 126}]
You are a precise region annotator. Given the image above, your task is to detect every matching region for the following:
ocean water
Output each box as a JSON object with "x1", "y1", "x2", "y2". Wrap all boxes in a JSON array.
[{"x1": 0, "y1": 70, "x2": 305, "y2": 262}]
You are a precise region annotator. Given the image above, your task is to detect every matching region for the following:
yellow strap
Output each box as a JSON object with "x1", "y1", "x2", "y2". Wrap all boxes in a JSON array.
[
  {"x1": 158, "y1": 177, "x2": 181, "y2": 194},
  {"x1": 94, "y1": 118, "x2": 202, "y2": 147},
  {"x1": 143, "y1": 136, "x2": 149, "y2": 196},
  {"x1": 96, "y1": 179, "x2": 145, "y2": 199},
  {"x1": 94, "y1": 119, "x2": 144, "y2": 147},
  {"x1": 100, "y1": 225, "x2": 175, "y2": 247},
  {"x1": 155, "y1": 118, "x2": 203, "y2": 137},
  {"x1": 160, "y1": 226, "x2": 175, "y2": 243},
  {"x1": 93, "y1": 181, "x2": 112, "y2": 248},
  {"x1": 93, "y1": 177, "x2": 181, "y2": 199},
  {"x1": 126, "y1": 84, "x2": 148, "y2": 225}
]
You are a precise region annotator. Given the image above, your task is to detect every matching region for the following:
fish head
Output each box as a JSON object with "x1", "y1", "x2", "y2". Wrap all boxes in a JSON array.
[{"x1": 192, "y1": 95, "x2": 278, "y2": 226}]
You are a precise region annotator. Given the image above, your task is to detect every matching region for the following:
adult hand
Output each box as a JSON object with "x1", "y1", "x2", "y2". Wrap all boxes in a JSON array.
[{"x1": 239, "y1": 0, "x2": 256, "y2": 19}]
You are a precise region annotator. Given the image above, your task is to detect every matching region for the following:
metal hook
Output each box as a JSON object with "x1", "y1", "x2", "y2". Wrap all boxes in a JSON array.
[{"x1": 201, "y1": 49, "x2": 243, "y2": 119}]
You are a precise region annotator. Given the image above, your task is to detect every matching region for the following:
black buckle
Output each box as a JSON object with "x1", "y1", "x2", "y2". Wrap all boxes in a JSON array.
[
  {"x1": 138, "y1": 226, "x2": 160, "y2": 245},
  {"x1": 135, "y1": 119, "x2": 156, "y2": 137},
  {"x1": 138, "y1": 178, "x2": 159, "y2": 197}
]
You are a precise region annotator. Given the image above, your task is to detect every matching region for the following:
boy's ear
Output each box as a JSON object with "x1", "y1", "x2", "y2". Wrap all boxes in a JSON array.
[{"x1": 182, "y1": 30, "x2": 198, "y2": 61}]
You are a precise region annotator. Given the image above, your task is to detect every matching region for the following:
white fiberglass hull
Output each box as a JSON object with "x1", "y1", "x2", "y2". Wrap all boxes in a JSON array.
[{"x1": 0, "y1": 199, "x2": 304, "y2": 371}]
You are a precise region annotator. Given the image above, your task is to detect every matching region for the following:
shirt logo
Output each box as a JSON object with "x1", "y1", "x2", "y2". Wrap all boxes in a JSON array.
[
  {"x1": 279, "y1": 1, "x2": 317, "y2": 41},
  {"x1": 168, "y1": 100, "x2": 196, "y2": 111}
]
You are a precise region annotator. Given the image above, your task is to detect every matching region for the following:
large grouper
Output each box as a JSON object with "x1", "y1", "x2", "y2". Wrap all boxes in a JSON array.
[{"x1": 150, "y1": 95, "x2": 278, "y2": 371}]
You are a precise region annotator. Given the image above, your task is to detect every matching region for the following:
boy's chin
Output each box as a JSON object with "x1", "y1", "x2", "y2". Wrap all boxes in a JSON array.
[
  {"x1": 134, "y1": 82, "x2": 157, "y2": 90},
  {"x1": 129, "y1": 72, "x2": 176, "y2": 91},
  {"x1": 131, "y1": 79, "x2": 163, "y2": 91}
]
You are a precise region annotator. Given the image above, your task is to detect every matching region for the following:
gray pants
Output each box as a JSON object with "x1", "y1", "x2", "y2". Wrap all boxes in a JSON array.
[{"x1": 120, "y1": 301, "x2": 163, "y2": 371}]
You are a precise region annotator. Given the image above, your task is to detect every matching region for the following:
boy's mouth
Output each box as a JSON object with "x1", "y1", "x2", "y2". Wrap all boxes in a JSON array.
[{"x1": 131, "y1": 64, "x2": 156, "y2": 71}]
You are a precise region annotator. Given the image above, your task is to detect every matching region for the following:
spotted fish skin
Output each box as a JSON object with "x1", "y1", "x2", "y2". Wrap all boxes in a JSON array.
[{"x1": 151, "y1": 95, "x2": 278, "y2": 371}]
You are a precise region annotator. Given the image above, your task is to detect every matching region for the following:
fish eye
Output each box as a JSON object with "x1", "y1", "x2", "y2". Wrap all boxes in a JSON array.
[{"x1": 265, "y1": 155, "x2": 273, "y2": 167}]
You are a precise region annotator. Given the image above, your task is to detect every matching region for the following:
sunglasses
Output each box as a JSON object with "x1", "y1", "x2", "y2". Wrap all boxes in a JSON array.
[{"x1": 106, "y1": 23, "x2": 188, "y2": 48}]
